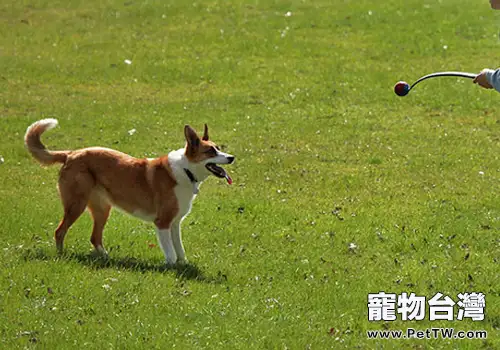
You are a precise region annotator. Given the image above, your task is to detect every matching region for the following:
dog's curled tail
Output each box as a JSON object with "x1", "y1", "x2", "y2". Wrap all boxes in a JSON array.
[{"x1": 25, "y1": 119, "x2": 68, "y2": 165}]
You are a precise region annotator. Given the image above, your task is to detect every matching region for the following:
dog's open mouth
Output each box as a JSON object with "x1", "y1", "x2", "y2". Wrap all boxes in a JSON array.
[{"x1": 206, "y1": 163, "x2": 232, "y2": 184}]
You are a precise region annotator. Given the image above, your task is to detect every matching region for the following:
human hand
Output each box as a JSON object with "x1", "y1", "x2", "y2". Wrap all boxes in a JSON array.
[{"x1": 473, "y1": 69, "x2": 493, "y2": 89}]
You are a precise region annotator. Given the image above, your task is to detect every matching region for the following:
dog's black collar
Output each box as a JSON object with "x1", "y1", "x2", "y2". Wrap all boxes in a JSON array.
[{"x1": 184, "y1": 168, "x2": 198, "y2": 183}]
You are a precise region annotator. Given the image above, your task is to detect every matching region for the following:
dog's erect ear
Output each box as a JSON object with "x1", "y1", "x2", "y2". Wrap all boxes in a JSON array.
[
  {"x1": 184, "y1": 125, "x2": 200, "y2": 149},
  {"x1": 202, "y1": 124, "x2": 209, "y2": 141}
]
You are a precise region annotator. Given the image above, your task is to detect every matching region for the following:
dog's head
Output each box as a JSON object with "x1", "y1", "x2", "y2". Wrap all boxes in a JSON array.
[{"x1": 184, "y1": 124, "x2": 235, "y2": 184}]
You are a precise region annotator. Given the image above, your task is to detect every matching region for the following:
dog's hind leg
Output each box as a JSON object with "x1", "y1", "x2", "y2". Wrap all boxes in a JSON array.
[
  {"x1": 55, "y1": 201, "x2": 88, "y2": 253},
  {"x1": 55, "y1": 169, "x2": 95, "y2": 253},
  {"x1": 87, "y1": 191, "x2": 111, "y2": 256}
]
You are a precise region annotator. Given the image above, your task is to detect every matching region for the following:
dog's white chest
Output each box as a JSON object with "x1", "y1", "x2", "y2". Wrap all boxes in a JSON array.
[{"x1": 174, "y1": 185, "x2": 196, "y2": 219}]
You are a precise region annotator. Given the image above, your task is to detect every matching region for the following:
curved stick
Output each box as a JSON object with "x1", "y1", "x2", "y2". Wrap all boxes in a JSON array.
[{"x1": 410, "y1": 71, "x2": 477, "y2": 91}]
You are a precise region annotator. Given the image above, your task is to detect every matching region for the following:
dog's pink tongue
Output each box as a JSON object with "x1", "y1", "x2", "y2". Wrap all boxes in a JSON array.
[{"x1": 225, "y1": 173, "x2": 233, "y2": 185}]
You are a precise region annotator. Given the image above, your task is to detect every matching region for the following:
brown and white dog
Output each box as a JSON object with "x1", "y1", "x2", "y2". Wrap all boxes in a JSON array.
[{"x1": 24, "y1": 119, "x2": 234, "y2": 265}]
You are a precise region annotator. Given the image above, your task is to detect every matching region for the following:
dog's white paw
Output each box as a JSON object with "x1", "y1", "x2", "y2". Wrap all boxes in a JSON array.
[
  {"x1": 93, "y1": 246, "x2": 109, "y2": 257},
  {"x1": 165, "y1": 257, "x2": 177, "y2": 266},
  {"x1": 176, "y1": 258, "x2": 189, "y2": 266}
]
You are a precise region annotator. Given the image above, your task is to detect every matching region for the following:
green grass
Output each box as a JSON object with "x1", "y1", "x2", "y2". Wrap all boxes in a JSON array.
[{"x1": 1, "y1": 0, "x2": 499, "y2": 348}]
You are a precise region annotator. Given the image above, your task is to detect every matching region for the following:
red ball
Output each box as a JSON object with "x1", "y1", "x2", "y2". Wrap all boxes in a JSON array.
[{"x1": 394, "y1": 81, "x2": 410, "y2": 96}]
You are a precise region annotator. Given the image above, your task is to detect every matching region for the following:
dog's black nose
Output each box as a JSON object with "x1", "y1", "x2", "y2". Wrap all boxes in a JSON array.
[{"x1": 227, "y1": 156, "x2": 235, "y2": 164}]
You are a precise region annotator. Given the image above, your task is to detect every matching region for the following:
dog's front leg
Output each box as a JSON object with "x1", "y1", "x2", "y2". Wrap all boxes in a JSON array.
[
  {"x1": 152, "y1": 187, "x2": 180, "y2": 265},
  {"x1": 171, "y1": 219, "x2": 187, "y2": 264},
  {"x1": 155, "y1": 226, "x2": 177, "y2": 265}
]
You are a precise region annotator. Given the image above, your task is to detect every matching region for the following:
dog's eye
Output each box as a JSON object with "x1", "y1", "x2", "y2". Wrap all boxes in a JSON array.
[{"x1": 204, "y1": 147, "x2": 217, "y2": 155}]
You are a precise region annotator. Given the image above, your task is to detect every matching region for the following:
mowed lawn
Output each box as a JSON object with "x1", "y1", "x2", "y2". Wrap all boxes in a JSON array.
[{"x1": 1, "y1": 0, "x2": 499, "y2": 348}]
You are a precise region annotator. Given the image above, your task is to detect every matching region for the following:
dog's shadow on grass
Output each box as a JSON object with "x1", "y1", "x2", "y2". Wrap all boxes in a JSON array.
[{"x1": 24, "y1": 247, "x2": 227, "y2": 283}]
